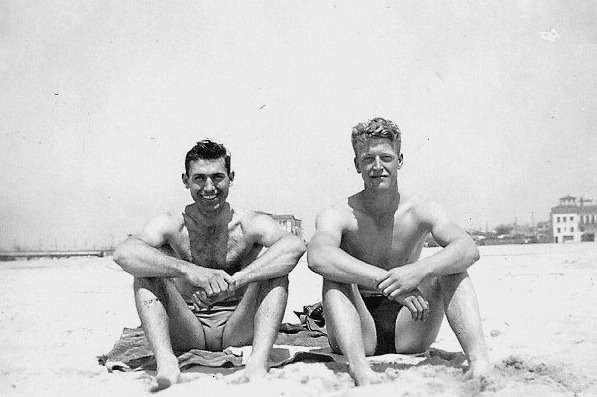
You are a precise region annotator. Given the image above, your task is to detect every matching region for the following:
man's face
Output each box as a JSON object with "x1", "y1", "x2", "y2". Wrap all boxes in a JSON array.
[
  {"x1": 354, "y1": 137, "x2": 403, "y2": 191},
  {"x1": 182, "y1": 157, "x2": 234, "y2": 215}
]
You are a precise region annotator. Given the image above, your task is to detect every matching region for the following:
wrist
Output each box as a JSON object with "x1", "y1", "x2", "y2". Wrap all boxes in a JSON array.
[
  {"x1": 416, "y1": 260, "x2": 433, "y2": 280},
  {"x1": 176, "y1": 260, "x2": 194, "y2": 279}
]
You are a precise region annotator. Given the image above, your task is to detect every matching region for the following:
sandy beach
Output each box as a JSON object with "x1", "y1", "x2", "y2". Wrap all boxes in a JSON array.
[{"x1": 1, "y1": 243, "x2": 596, "y2": 396}]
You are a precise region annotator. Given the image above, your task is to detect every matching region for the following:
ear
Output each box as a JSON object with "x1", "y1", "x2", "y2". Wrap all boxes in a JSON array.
[
  {"x1": 353, "y1": 157, "x2": 361, "y2": 174},
  {"x1": 228, "y1": 171, "x2": 235, "y2": 184},
  {"x1": 182, "y1": 173, "x2": 190, "y2": 189},
  {"x1": 397, "y1": 153, "x2": 404, "y2": 169}
]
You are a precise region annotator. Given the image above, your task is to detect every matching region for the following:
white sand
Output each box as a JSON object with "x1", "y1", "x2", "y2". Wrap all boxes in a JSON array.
[{"x1": 1, "y1": 243, "x2": 596, "y2": 396}]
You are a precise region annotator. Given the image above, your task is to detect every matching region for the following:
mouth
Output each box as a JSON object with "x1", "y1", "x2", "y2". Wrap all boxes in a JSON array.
[{"x1": 201, "y1": 193, "x2": 219, "y2": 201}]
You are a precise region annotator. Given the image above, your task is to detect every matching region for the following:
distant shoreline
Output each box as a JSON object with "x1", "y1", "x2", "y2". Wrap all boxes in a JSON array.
[{"x1": 0, "y1": 249, "x2": 114, "y2": 261}]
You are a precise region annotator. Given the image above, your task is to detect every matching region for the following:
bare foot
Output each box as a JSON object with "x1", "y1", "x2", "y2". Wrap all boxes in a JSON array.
[
  {"x1": 464, "y1": 359, "x2": 492, "y2": 380},
  {"x1": 350, "y1": 365, "x2": 388, "y2": 386},
  {"x1": 153, "y1": 355, "x2": 182, "y2": 390},
  {"x1": 243, "y1": 361, "x2": 269, "y2": 382}
]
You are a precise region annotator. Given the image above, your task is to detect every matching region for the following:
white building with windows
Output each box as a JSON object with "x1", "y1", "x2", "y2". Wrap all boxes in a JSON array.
[
  {"x1": 551, "y1": 196, "x2": 597, "y2": 243},
  {"x1": 257, "y1": 212, "x2": 304, "y2": 240}
]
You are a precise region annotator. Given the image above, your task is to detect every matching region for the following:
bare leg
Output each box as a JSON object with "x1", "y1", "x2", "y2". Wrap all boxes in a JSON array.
[
  {"x1": 323, "y1": 280, "x2": 385, "y2": 386},
  {"x1": 223, "y1": 276, "x2": 289, "y2": 380},
  {"x1": 134, "y1": 277, "x2": 206, "y2": 389},
  {"x1": 393, "y1": 272, "x2": 490, "y2": 378},
  {"x1": 439, "y1": 272, "x2": 491, "y2": 378}
]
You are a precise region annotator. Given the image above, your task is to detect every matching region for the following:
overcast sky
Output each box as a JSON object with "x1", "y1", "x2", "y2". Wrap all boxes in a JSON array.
[{"x1": 1, "y1": 1, "x2": 596, "y2": 250}]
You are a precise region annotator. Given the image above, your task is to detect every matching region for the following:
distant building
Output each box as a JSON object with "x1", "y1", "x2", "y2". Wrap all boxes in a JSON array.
[
  {"x1": 551, "y1": 196, "x2": 597, "y2": 243},
  {"x1": 535, "y1": 221, "x2": 552, "y2": 243},
  {"x1": 257, "y1": 212, "x2": 304, "y2": 240}
]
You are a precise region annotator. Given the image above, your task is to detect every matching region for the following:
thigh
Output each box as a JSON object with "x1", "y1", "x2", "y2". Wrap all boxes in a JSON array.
[
  {"x1": 221, "y1": 282, "x2": 261, "y2": 347},
  {"x1": 394, "y1": 277, "x2": 445, "y2": 354},
  {"x1": 159, "y1": 278, "x2": 207, "y2": 351},
  {"x1": 324, "y1": 281, "x2": 377, "y2": 356}
]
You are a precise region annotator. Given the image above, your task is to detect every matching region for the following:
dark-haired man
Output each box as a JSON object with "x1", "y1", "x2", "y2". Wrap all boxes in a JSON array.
[
  {"x1": 307, "y1": 118, "x2": 490, "y2": 386},
  {"x1": 114, "y1": 140, "x2": 306, "y2": 388}
]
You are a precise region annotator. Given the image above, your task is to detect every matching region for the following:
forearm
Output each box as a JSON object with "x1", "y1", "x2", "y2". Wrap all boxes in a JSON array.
[
  {"x1": 417, "y1": 237, "x2": 480, "y2": 277},
  {"x1": 113, "y1": 237, "x2": 193, "y2": 278},
  {"x1": 232, "y1": 235, "x2": 305, "y2": 288},
  {"x1": 307, "y1": 245, "x2": 387, "y2": 290}
]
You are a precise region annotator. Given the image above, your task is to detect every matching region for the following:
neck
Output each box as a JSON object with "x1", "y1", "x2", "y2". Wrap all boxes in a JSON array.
[
  {"x1": 361, "y1": 185, "x2": 400, "y2": 215},
  {"x1": 190, "y1": 202, "x2": 231, "y2": 225}
]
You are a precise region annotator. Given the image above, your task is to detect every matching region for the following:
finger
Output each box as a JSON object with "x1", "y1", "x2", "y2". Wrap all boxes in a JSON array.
[
  {"x1": 223, "y1": 272, "x2": 236, "y2": 287},
  {"x1": 418, "y1": 296, "x2": 429, "y2": 321},
  {"x1": 204, "y1": 284, "x2": 214, "y2": 297},
  {"x1": 377, "y1": 278, "x2": 391, "y2": 290},
  {"x1": 217, "y1": 278, "x2": 229, "y2": 293},
  {"x1": 192, "y1": 294, "x2": 206, "y2": 310},
  {"x1": 210, "y1": 280, "x2": 221, "y2": 296},
  {"x1": 411, "y1": 298, "x2": 423, "y2": 321},
  {"x1": 389, "y1": 288, "x2": 405, "y2": 299},
  {"x1": 404, "y1": 300, "x2": 417, "y2": 320}
]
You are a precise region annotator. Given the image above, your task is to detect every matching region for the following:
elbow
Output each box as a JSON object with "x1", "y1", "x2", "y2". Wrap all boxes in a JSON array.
[
  {"x1": 289, "y1": 236, "x2": 307, "y2": 267},
  {"x1": 306, "y1": 246, "x2": 325, "y2": 275},
  {"x1": 278, "y1": 235, "x2": 306, "y2": 275},
  {"x1": 465, "y1": 242, "x2": 480, "y2": 266},
  {"x1": 112, "y1": 240, "x2": 135, "y2": 273}
]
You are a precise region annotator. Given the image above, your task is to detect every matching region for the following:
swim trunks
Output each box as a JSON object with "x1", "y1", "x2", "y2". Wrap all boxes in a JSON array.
[
  {"x1": 361, "y1": 294, "x2": 403, "y2": 355},
  {"x1": 187, "y1": 300, "x2": 239, "y2": 348}
]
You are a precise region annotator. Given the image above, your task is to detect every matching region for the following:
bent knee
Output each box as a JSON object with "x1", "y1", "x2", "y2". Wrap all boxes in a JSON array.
[
  {"x1": 395, "y1": 340, "x2": 432, "y2": 355},
  {"x1": 437, "y1": 271, "x2": 470, "y2": 290},
  {"x1": 268, "y1": 275, "x2": 289, "y2": 288}
]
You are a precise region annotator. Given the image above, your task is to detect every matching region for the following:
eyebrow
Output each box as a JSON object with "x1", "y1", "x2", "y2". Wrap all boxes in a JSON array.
[{"x1": 191, "y1": 172, "x2": 226, "y2": 178}]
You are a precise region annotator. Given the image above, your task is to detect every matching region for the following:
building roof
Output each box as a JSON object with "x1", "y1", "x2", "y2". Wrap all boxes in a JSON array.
[
  {"x1": 551, "y1": 205, "x2": 597, "y2": 214},
  {"x1": 560, "y1": 195, "x2": 576, "y2": 200}
]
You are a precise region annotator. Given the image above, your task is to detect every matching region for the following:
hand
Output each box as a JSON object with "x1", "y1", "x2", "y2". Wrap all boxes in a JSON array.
[
  {"x1": 377, "y1": 263, "x2": 425, "y2": 298},
  {"x1": 190, "y1": 287, "x2": 236, "y2": 310},
  {"x1": 184, "y1": 267, "x2": 236, "y2": 298},
  {"x1": 391, "y1": 289, "x2": 429, "y2": 321}
]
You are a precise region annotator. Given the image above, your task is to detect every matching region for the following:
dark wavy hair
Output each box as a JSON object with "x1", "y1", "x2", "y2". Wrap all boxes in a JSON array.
[
  {"x1": 185, "y1": 139, "x2": 231, "y2": 175},
  {"x1": 351, "y1": 117, "x2": 401, "y2": 154}
]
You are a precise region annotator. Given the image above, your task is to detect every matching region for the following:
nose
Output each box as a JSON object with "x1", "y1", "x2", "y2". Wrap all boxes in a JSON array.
[
  {"x1": 203, "y1": 177, "x2": 215, "y2": 191},
  {"x1": 373, "y1": 156, "x2": 383, "y2": 170}
]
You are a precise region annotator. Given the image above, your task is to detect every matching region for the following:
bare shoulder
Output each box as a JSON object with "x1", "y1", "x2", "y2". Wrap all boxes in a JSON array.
[
  {"x1": 231, "y1": 206, "x2": 280, "y2": 235},
  {"x1": 135, "y1": 209, "x2": 186, "y2": 247},
  {"x1": 232, "y1": 206, "x2": 294, "y2": 247},
  {"x1": 406, "y1": 194, "x2": 450, "y2": 229},
  {"x1": 316, "y1": 197, "x2": 356, "y2": 233}
]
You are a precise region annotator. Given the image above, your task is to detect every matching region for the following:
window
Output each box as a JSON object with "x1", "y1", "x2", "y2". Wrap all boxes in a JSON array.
[
  {"x1": 571, "y1": 216, "x2": 574, "y2": 221},
  {"x1": 557, "y1": 228, "x2": 561, "y2": 233},
  {"x1": 557, "y1": 217, "x2": 560, "y2": 222},
  {"x1": 571, "y1": 227, "x2": 574, "y2": 232},
  {"x1": 563, "y1": 216, "x2": 567, "y2": 222}
]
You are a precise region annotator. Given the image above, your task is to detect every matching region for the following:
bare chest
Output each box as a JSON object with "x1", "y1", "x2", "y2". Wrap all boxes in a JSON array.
[
  {"x1": 341, "y1": 214, "x2": 426, "y2": 269},
  {"x1": 169, "y1": 223, "x2": 256, "y2": 273}
]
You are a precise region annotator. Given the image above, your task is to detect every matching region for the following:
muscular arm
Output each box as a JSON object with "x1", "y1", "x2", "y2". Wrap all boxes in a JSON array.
[
  {"x1": 114, "y1": 213, "x2": 235, "y2": 297},
  {"x1": 113, "y1": 213, "x2": 195, "y2": 278},
  {"x1": 415, "y1": 200, "x2": 480, "y2": 278},
  {"x1": 307, "y1": 208, "x2": 388, "y2": 289},
  {"x1": 231, "y1": 214, "x2": 306, "y2": 289},
  {"x1": 379, "y1": 200, "x2": 480, "y2": 298}
]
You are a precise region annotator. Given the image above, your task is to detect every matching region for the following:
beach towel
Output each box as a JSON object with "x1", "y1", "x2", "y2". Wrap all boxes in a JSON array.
[{"x1": 98, "y1": 325, "x2": 332, "y2": 375}]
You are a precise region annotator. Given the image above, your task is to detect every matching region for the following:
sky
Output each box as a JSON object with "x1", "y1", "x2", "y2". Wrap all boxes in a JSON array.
[{"x1": 1, "y1": 0, "x2": 596, "y2": 250}]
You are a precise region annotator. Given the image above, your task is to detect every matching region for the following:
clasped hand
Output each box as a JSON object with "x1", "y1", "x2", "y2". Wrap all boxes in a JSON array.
[
  {"x1": 377, "y1": 264, "x2": 429, "y2": 321},
  {"x1": 185, "y1": 267, "x2": 237, "y2": 310}
]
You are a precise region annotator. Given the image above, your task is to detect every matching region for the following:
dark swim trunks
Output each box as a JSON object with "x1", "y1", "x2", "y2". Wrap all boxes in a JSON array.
[{"x1": 362, "y1": 295, "x2": 404, "y2": 355}]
